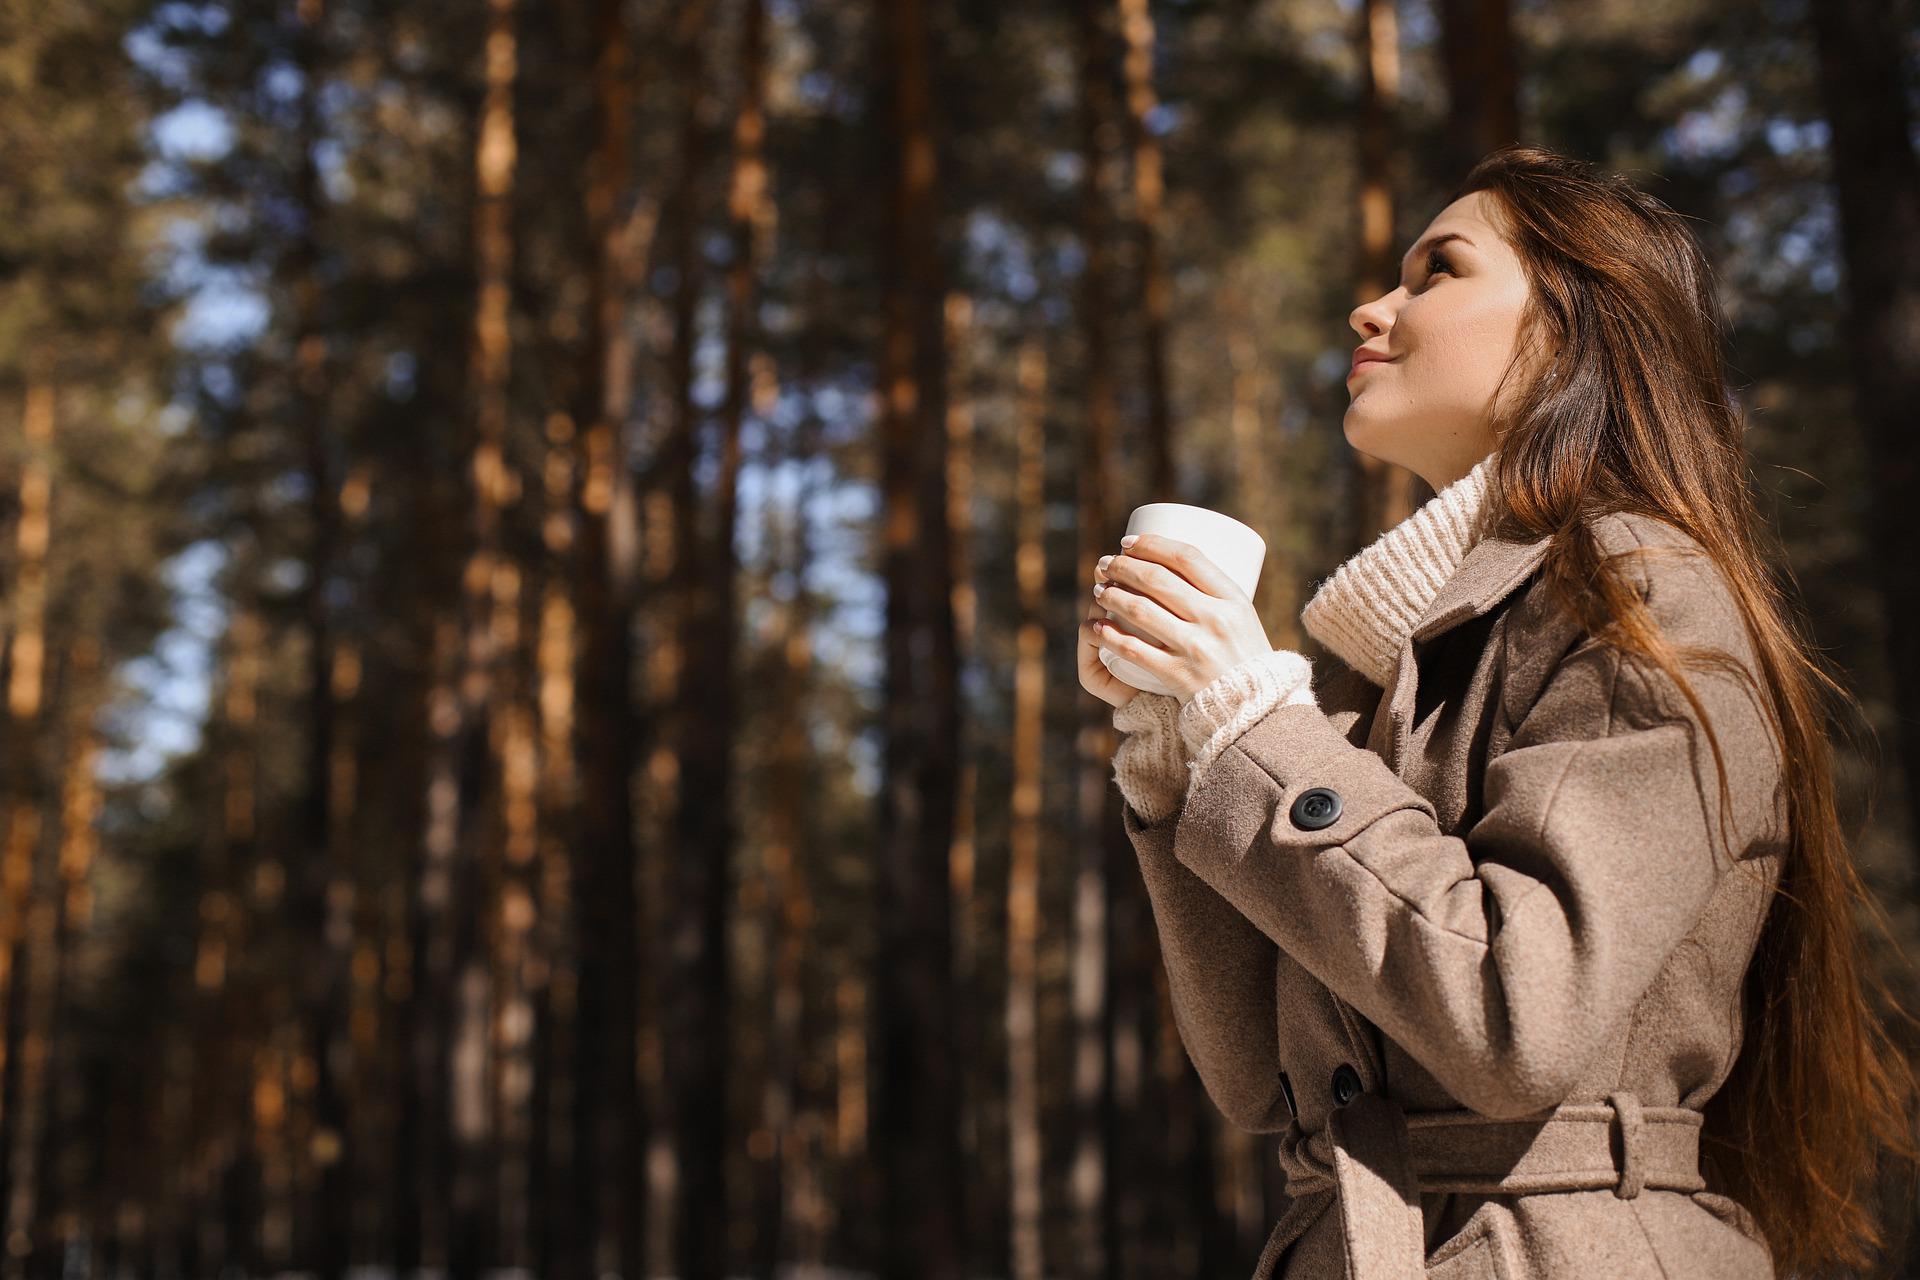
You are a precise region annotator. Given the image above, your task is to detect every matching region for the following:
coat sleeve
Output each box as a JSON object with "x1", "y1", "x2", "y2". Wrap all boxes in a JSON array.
[
  {"x1": 1169, "y1": 553, "x2": 1784, "y2": 1119},
  {"x1": 1124, "y1": 799, "x2": 1294, "y2": 1132},
  {"x1": 1118, "y1": 650, "x2": 1385, "y2": 1133}
]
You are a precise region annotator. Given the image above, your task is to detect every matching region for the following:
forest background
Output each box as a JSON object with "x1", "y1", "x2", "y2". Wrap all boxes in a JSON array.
[{"x1": 1, "y1": 0, "x2": 1917, "y2": 1277}]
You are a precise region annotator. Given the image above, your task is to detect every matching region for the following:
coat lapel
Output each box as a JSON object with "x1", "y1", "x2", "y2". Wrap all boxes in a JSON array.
[{"x1": 1374, "y1": 530, "x2": 1556, "y2": 773}]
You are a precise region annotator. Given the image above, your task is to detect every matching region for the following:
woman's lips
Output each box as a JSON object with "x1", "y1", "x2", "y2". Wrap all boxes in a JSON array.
[{"x1": 1347, "y1": 357, "x2": 1391, "y2": 380}]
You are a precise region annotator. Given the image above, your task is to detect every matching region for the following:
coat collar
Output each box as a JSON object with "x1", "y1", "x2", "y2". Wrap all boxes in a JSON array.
[
  {"x1": 1406, "y1": 527, "x2": 1556, "y2": 646},
  {"x1": 1299, "y1": 453, "x2": 1499, "y2": 688},
  {"x1": 1375, "y1": 527, "x2": 1556, "y2": 772}
]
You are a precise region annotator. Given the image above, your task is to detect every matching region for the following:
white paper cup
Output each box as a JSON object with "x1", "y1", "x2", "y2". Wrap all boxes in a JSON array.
[{"x1": 1099, "y1": 503, "x2": 1266, "y2": 698}]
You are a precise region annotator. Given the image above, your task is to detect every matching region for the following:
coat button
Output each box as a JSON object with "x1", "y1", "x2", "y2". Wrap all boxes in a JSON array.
[
  {"x1": 1289, "y1": 786, "x2": 1342, "y2": 831},
  {"x1": 1330, "y1": 1063, "x2": 1362, "y2": 1107}
]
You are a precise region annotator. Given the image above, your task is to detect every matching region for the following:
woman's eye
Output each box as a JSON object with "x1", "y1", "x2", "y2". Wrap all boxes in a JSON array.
[{"x1": 1425, "y1": 249, "x2": 1452, "y2": 282}]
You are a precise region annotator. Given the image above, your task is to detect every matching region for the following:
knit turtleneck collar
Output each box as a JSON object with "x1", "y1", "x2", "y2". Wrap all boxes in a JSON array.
[{"x1": 1298, "y1": 451, "x2": 1499, "y2": 688}]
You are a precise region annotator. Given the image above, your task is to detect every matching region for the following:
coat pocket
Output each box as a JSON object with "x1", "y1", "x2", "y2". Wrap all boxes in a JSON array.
[{"x1": 1425, "y1": 1200, "x2": 1517, "y2": 1280}]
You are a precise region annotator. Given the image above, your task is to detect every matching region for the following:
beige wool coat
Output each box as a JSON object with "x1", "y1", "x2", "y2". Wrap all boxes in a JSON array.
[{"x1": 1121, "y1": 510, "x2": 1787, "y2": 1279}]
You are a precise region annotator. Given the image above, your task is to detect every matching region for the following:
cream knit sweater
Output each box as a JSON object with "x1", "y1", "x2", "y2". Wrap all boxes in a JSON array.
[{"x1": 1111, "y1": 450, "x2": 1498, "y2": 823}]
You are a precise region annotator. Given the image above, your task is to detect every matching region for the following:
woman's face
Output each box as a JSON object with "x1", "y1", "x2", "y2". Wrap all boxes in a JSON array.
[{"x1": 1344, "y1": 191, "x2": 1547, "y2": 491}]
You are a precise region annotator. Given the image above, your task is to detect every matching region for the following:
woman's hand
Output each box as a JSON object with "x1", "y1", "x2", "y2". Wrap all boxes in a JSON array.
[
  {"x1": 1078, "y1": 589, "x2": 1144, "y2": 710},
  {"x1": 1086, "y1": 533, "x2": 1276, "y2": 705}
]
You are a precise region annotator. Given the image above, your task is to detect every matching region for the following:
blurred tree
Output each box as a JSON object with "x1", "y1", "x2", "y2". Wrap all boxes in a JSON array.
[
  {"x1": 1808, "y1": 0, "x2": 1920, "y2": 857},
  {"x1": 873, "y1": 0, "x2": 964, "y2": 1273},
  {"x1": 1437, "y1": 0, "x2": 1518, "y2": 182},
  {"x1": 0, "y1": 2, "x2": 183, "y2": 1273},
  {"x1": 567, "y1": 0, "x2": 646, "y2": 1274},
  {"x1": 1071, "y1": 0, "x2": 1123, "y2": 1276},
  {"x1": 1352, "y1": 0, "x2": 1417, "y2": 536}
]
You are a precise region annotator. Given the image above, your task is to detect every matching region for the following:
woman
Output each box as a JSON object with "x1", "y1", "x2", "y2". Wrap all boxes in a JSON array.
[{"x1": 1078, "y1": 144, "x2": 1918, "y2": 1278}]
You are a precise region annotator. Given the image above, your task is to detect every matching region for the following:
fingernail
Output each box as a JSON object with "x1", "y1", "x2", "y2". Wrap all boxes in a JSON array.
[
  {"x1": 1093, "y1": 583, "x2": 1107, "y2": 596},
  {"x1": 1097, "y1": 555, "x2": 1112, "y2": 572},
  {"x1": 1120, "y1": 535, "x2": 1139, "y2": 548}
]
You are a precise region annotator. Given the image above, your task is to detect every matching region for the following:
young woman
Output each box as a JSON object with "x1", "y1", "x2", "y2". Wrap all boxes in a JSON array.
[{"x1": 1078, "y1": 144, "x2": 1918, "y2": 1278}]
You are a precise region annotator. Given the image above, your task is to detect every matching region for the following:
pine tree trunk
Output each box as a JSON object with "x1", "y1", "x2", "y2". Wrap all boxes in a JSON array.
[
  {"x1": 1006, "y1": 338, "x2": 1049, "y2": 1280},
  {"x1": 0, "y1": 363, "x2": 55, "y2": 1267},
  {"x1": 1112, "y1": 10, "x2": 1186, "y2": 1260},
  {"x1": 187, "y1": 607, "x2": 254, "y2": 1277},
  {"x1": 18, "y1": 645, "x2": 100, "y2": 1273},
  {"x1": 447, "y1": 1, "x2": 522, "y2": 1272},
  {"x1": 1807, "y1": 0, "x2": 1920, "y2": 991},
  {"x1": 943, "y1": 289, "x2": 985, "y2": 1273},
  {"x1": 874, "y1": 0, "x2": 963, "y2": 1275},
  {"x1": 2, "y1": 596, "x2": 77, "y2": 1280},
  {"x1": 1117, "y1": 0, "x2": 1173, "y2": 496},
  {"x1": 407, "y1": 610, "x2": 459, "y2": 1271},
  {"x1": 772, "y1": 250, "x2": 840, "y2": 1276},
  {"x1": 288, "y1": 4, "x2": 354, "y2": 1268},
  {"x1": 224, "y1": 607, "x2": 268, "y2": 1277},
  {"x1": 1073, "y1": 1, "x2": 1123, "y2": 1274},
  {"x1": 1353, "y1": 0, "x2": 1420, "y2": 538},
  {"x1": 756, "y1": 402, "x2": 821, "y2": 1279},
  {"x1": 46, "y1": 679, "x2": 95, "y2": 1253},
  {"x1": 718, "y1": 2, "x2": 777, "y2": 1275},
  {"x1": 570, "y1": 0, "x2": 647, "y2": 1275},
  {"x1": 1437, "y1": 0, "x2": 1518, "y2": 182},
  {"x1": 664, "y1": 0, "x2": 731, "y2": 1276},
  {"x1": 1225, "y1": 294, "x2": 1299, "y2": 647},
  {"x1": 531, "y1": 407, "x2": 581, "y2": 1280}
]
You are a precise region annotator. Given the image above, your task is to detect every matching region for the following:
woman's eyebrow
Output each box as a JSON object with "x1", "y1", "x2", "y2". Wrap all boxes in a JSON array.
[{"x1": 1399, "y1": 232, "x2": 1475, "y2": 287}]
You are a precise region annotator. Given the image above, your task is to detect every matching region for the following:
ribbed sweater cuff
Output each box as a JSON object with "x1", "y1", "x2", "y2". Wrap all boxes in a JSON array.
[
  {"x1": 1176, "y1": 649, "x2": 1318, "y2": 780},
  {"x1": 1110, "y1": 692, "x2": 1189, "y2": 825}
]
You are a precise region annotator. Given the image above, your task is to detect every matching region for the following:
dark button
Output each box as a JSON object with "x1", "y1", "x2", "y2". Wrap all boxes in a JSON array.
[
  {"x1": 1289, "y1": 786, "x2": 1342, "y2": 831},
  {"x1": 1278, "y1": 1070, "x2": 1299, "y2": 1120},
  {"x1": 1330, "y1": 1063, "x2": 1363, "y2": 1107}
]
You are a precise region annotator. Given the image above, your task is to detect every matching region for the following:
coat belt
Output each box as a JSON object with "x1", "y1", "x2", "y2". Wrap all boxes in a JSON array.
[{"x1": 1258, "y1": 1091, "x2": 1706, "y2": 1280}]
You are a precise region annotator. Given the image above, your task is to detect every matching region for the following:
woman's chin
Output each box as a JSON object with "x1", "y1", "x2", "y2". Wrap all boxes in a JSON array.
[
  {"x1": 1340, "y1": 411, "x2": 1407, "y2": 472},
  {"x1": 1341, "y1": 405, "x2": 1385, "y2": 450}
]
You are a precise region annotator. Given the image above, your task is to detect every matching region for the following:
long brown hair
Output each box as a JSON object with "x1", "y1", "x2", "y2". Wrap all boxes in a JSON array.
[{"x1": 1452, "y1": 144, "x2": 1920, "y2": 1274}]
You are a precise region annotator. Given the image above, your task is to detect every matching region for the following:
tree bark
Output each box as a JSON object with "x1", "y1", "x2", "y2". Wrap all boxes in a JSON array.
[
  {"x1": 18, "y1": 644, "x2": 101, "y2": 1274},
  {"x1": 568, "y1": 0, "x2": 648, "y2": 1275},
  {"x1": 943, "y1": 290, "x2": 986, "y2": 1271},
  {"x1": 530, "y1": 407, "x2": 580, "y2": 1280},
  {"x1": 1117, "y1": 0, "x2": 1174, "y2": 496},
  {"x1": 718, "y1": 2, "x2": 778, "y2": 1275},
  {"x1": 1437, "y1": 0, "x2": 1519, "y2": 182},
  {"x1": 0, "y1": 360, "x2": 55, "y2": 1271},
  {"x1": 287, "y1": 5, "x2": 354, "y2": 1270},
  {"x1": 874, "y1": 0, "x2": 963, "y2": 1275},
  {"x1": 1006, "y1": 338, "x2": 1048, "y2": 1280},
  {"x1": 447, "y1": 1, "x2": 522, "y2": 1272},
  {"x1": 1807, "y1": 0, "x2": 1920, "y2": 961},
  {"x1": 1073, "y1": 0, "x2": 1121, "y2": 1274},
  {"x1": 664, "y1": 0, "x2": 730, "y2": 1276}
]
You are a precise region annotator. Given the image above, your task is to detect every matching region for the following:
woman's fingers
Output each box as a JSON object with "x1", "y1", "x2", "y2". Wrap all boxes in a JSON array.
[
  {"x1": 1093, "y1": 580, "x2": 1181, "y2": 649},
  {"x1": 1104, "y1": 535, "x2": 1242, "y2": 616},
  {"x1": 1087, "y1": 611, "x2": 1168, "y2": 683},
  {"x1": 1078, "y1": 599, "x2": 1139, "y2": 708},
  {"x1": 1098, "y1": 552, "x2": 1205, "y2": 621}
]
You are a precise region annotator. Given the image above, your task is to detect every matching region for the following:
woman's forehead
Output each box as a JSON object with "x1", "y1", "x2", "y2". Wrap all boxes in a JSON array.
[
  {"x1": 1405, "y1": 198, "x2": 1514, "y2": 272},
  {"x1": 1418, "y1": 196, "x2": 1497, "y2": 243}
]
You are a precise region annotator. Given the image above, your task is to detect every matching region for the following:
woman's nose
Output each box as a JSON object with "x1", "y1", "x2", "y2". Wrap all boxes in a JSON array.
[{"x1": 1349, "y1": 288, "x2": 1401, "y2": 339}]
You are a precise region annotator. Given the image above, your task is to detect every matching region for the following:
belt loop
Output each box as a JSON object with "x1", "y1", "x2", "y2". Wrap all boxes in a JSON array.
[{"x1": 1609, "y1": 1091, "x2": 1646, "y2": 1199}]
